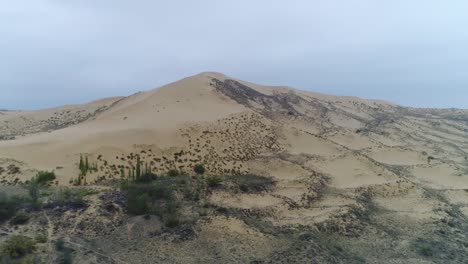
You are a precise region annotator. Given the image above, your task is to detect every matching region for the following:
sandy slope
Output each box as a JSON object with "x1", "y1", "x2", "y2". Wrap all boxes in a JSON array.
[{"x1": 1, "y1": 70, "x2": 467, "y2": 190}]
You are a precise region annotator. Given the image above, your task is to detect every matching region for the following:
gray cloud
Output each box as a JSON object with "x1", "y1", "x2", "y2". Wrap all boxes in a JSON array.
[{"x1": 1, "y1": 0, "x2": 468, "y2": 110}]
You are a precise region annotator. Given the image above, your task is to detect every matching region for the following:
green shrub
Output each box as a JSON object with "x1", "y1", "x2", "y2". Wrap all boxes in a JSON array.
[
  {"x1": 123, "y1": 177, "x2": 178, "y2": 215},
  {"x1": 136, "y1": 172, "x2": 157, "y2": 183},
  {"x1": 0, "y1": 193, "x2": 18, "y2": 223},
  {"x1": 0, "y1": 235, "x2": 36, "y2": 259},
  {"x1": 58, "y1": 248, "x2": 73, "y2": 264},
  {"x1": 54, "y1": 238, "x2": 74, "y2": 264},
  {"x1": 226, "y1": 174, "x2": 275, "y2": 193},
  {"x1": 35, "y1": 171, "x2": 56, "y2": 185},
  {"x1": 35, "y1": 234, "x2": 47, "y2": 244},
  {"x1": 127, "y1": 193, "x2": 150, "y2": 215},
  {"x1": 50, "y1": 188, "x2": 89, "y2": 208},
  {"x1": 9, "y1": 212, "x2": 29, "y2": 225},
  {"x1": 75, "y1": 188, "x2": 99, "y2": 197},
  {"x1": 54, "y1": 239, "x2": 65, "y2": 252},
  {"x1": 419, "y1": 245, "x2": 433, "y2": 257},
  {"x1": 167, "y1": 169, "x2": 180, "y2": 177},
  {"x1": 27, "y1": 180, "x2": 40, "y2": 204},
  {"x1": 206, "y1": 176, "x2": 223, "y2": 188},
  {"x1": 165, "y1": 215, "x2": 180, "y2": 228},
  {"x1": 193, "y1": 164, "x2": 206, "y2": 175}
]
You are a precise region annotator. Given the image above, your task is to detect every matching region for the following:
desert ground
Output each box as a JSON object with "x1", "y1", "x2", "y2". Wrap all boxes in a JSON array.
[{"x1": 0, "y1": 72, "x2": 467, "y2": 263}]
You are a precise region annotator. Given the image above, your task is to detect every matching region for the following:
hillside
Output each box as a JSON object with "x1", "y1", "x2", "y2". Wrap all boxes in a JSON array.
[{"x1": 0, "y1": 72, "x2": 467, "y2": 264}]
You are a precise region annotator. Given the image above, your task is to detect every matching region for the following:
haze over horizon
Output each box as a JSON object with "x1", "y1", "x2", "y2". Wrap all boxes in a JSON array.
[{"x1": 1, "y1": 0, "x2": 468, "y2": 110}]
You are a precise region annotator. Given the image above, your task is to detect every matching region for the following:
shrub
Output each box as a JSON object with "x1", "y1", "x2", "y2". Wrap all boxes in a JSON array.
[
  {"x1": 167, "y1": 169, "x2": 180, "y2": 177},
  {"x1": 9, "y1": 212, "x2": 29, "y2": 225},
  {"x1": 127, "y1": 193, "x2": 150, "y2": 215},
  {"x1": 27, "y1": 180, "x2": 40, "y2": 204},
  {"x1": 35, "y1": 234, "x2": 47, "y2": 244},
  {"x1": 165, "y1": 215, "x2": 180, "y2": 228},
  {"x1": 0, "y1": 193, "x2": 17, "y2": 223},
  {"x1": 206, "y1": 176, "x2": 223, "y2": 188},
  {"x1": 136, "y1": 172, "x2": 157, "y2": 183},
  {"x1": 0, "y1": 235, "x2": 36, "y2": 259},
  {"x1": 226, "y1": 174, "x2": 275, "y2": 193},
  {"x1": 193, "y1": 164, "x2": 206, "y2": 175},
  {"x1": 123, "y1": 178, "x2": 177, "y2": 216},
  {"x1": 49, "y1": 188, "x2": 88, "y2": 208},
  {"x1": 54, "y1": 238, "x2": 65, "y2": 251},
  {"x1": 35, "y1": 171, "x2": 56, "y2": 185},
  {"x1": 54, "y1": 238, "x2": 74, "y2": 264},
  {"x1": 58, "y1": 248, "x2": 73, "y2": 264},
  {"x1": 419, "y1": 245, "x2": 433, "y2": 257}
]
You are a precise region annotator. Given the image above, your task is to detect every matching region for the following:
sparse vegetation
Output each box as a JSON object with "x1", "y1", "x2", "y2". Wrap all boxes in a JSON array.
[
  {"x1": 27, "y1": 180, "x2": 40, "y2": 204},
  {"x1": 79, "y1": 154, "x2": 98, "y2": 177},
  {"x1": 35, "y1": 170, "x2": 56, "y2": 185},
  {"x1": 165, "y1": 215, "x2": 180, "y2": 228},
  {"x1": 418, "y1": 245, "x2": 433, "y2": 257},
  {"x1": 48, "y1": 187, "x2": 95, "y2": 208},
  {"x1": 121, "y1": 173, "x2": 207, "y2": 228},
  {"x1": 206, "y1": 175, "x2": 223, "y2": 188},
  {"x1": 0, "y1": 235, "x2": 36, "y2": 259},
  {"x1": 9, "y1": 212, "x2": 29, "y2": 226},
  {"x1": 54, "y1": 239, "x2": 65, "y2": 252},
  {"x1": 226, "y1": 174, "x2": 275, "y2": 193},
  {"x1": 0, "y1": 193, "x2": 18, "y2": 223},
  {"x1": 34, "y1": 234, "x2": 47, "y2": 244},
  {"x1": 167, "y1": 169, "x2": 180, "y2": 177}
]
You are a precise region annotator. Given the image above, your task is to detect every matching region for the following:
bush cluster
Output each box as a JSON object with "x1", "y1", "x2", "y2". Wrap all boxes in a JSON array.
[
  {"x1": 122, "y1": 173, "x2": 207, "y2": 228},
  {"x1": 35, "y1": 171, "x2": 56, "y2": 185},
  {"x1": 0, "y1": 193, "x2": 18, "y2": 223},
  {"x1": 0, "y1": 235, "x2": 36, "y2": 259},
  {"x1": 226, "y1": 174, "x2": 275, "y2": 193},
  {"x1": 9, "y1": 212, "x2": 29, "y2": 226}
]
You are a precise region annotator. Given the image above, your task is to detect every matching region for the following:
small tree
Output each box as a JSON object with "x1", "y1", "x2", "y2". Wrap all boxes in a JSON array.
[
  {"x1": 85, "y1": 156, "x2": 89, "y2": 173},
  {"x1": 79, "y1": 155, "x2": 84, "y2": 173},
  {"x1": 136, "y1": 156, "x2": 141, "y2": 180},
  {"x1": 27, "y1": 180, "x2": 39, "y2": 204}
]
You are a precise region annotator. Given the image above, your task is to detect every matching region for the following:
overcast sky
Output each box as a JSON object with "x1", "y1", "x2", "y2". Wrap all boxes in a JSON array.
[{"x1": 1, "y1": 0, "x2": 468, "y2": 110}]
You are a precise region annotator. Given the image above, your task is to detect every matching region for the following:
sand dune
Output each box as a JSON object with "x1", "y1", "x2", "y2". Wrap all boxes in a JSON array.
[{"x1": 1, "y1": 72, "x2": 467, "y2": 263}]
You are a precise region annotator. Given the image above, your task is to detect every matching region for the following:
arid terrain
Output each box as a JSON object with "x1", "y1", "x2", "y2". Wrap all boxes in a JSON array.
[{"x1": 0, "y1": 72, "x2": 467, "y2": 264}]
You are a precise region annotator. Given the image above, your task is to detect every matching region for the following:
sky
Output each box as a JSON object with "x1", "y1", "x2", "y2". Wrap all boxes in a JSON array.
[{"x1": 1, "y1": 0, "x2": 468, "y2": 110}]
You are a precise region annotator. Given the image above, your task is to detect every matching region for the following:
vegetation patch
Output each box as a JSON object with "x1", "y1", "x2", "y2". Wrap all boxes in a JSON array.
[
  {"x1": 121, "y1": 174, "x2": 207, "y2": 228},
  {"x1": 35, "y1": 170, "x2": 56, "y2": 185},
  {"x1": 0, "y1": 193, "x2": 19, "y2": 223},
  {"x1": 9, "y1": 212, "x2": 29, "y2": 226},
  {"x1": 206, "y1": 176, "x2": 223, "y2": 188},
  {"x1": 193, "y1": 164, "x2": 205, "y2": 175},
  {"x1": 0, "y1": 235, "x2": 36, "y2": 259},
  {"x1": 225, "y1": 174, "x2": 276, "y2": 193},
  {"x1": 55, "y1": 238, "x2": 74, "y2": 264},
  {"x1": 45, "y1": 187, "x2": 94, "y2": 210}
]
